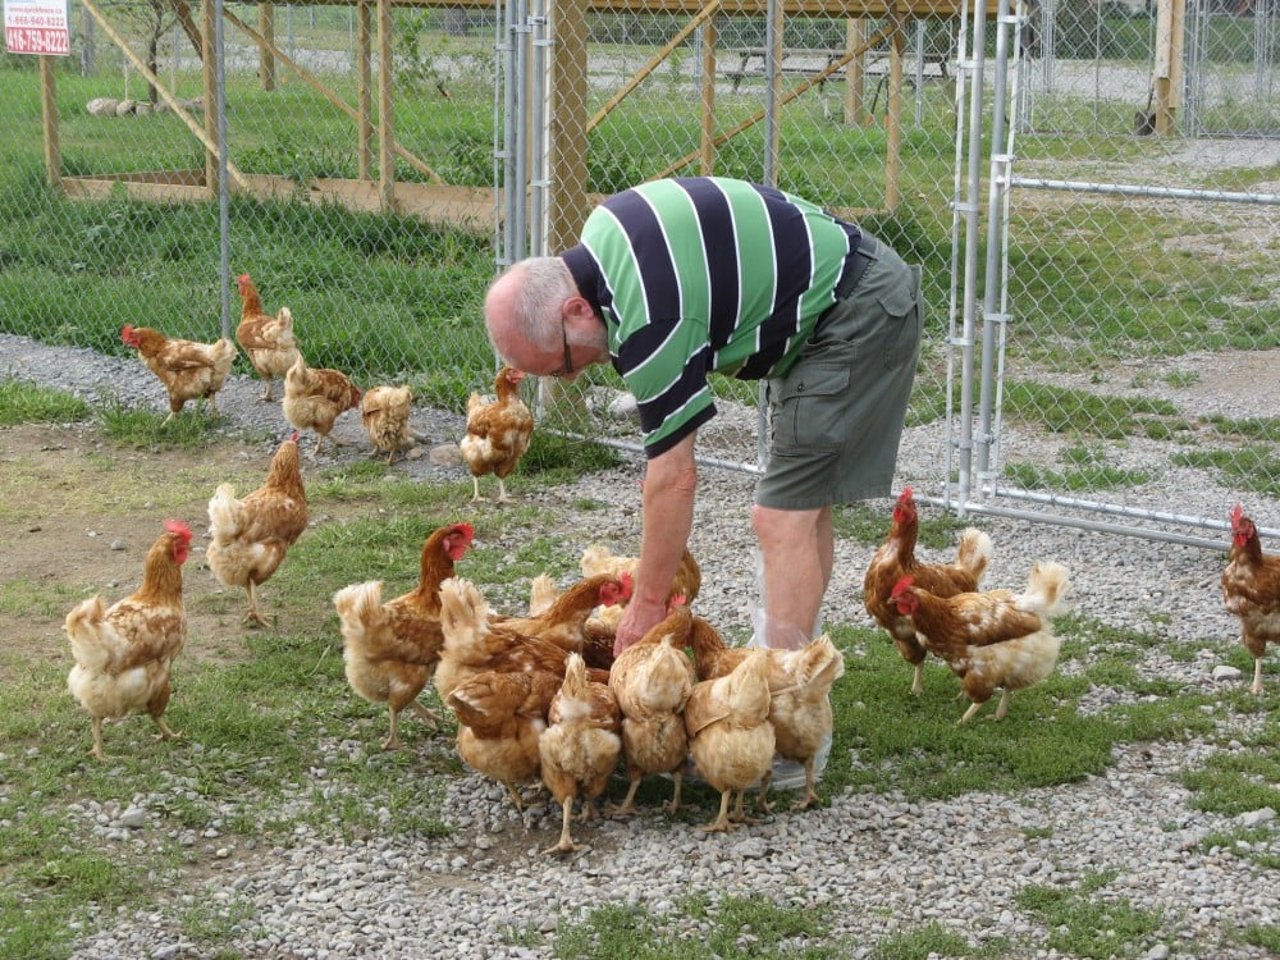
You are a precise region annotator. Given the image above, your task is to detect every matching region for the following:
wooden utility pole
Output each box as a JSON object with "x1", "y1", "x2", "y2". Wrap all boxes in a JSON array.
[
  {"x1": 548, "y1": 0, "x2": 589, "y2": 250},
  {"x1": 40, "y1": 57, "x2": 61, "y2": 191},
  {"x1": 376, "y1": 0, "x2": 395, "y2": 211},
  {"x1": 356, "y1": 0, "x2": 373, "y2": 180},
  {"x1": 258, "y1": 2, "x2": 276, "y2": 90},
  {"x1": 1154, "y1": 0, "x2": 1185, "y2": 135}
]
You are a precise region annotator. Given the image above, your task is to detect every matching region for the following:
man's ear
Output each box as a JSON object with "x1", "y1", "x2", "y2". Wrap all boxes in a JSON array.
[{"x1": 564, "y1": 295, "x2": 594, "y2": 324}]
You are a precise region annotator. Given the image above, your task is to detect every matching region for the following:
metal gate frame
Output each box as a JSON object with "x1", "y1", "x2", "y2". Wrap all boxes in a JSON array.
[{"x1": 943, "y1": 0, "x2": 1280, "y2": 549}]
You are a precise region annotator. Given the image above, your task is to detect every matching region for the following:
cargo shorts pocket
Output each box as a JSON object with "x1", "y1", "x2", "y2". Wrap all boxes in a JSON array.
[
  {"x1": 880, "y1": 265, "x2": 922, "y2": 370},
  {"x1": 771, "y1": 363, "x2": 852, "y2": 454}
]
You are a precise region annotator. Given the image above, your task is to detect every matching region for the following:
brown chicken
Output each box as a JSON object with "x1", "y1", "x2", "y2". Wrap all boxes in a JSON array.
[
  {"x1": 689, "y1": 614, "x2": 753, "y2": 683},
  {"x1": 864, "y1": 487, "x2": 993, "y2": 696},
  {"x1": 689, "y1": 616, "x2": 844, "y2": 810},
  {"x1": 684, "y1": 648, "x2": 775, "y2": 832},
  {"x1": 434, "y1": 577, "x2": 612, "y2": 703},
  {"x1": 459, "y1": 366, "x2": 534, "y2": 503},
  {"x1": 580, "y1": 543, "x2": 702, "y2": 606},
  {"x1": 890, "y1": 561, "x2": 1072, "y2": 724},
  {"x1": 282, "y1": 355, "x2": 362, "y2": 457},
  {"x1": 361, "y1": 385, "x2": 415, "y2": 465},
  {"x1": 539, "y1": 653, "x2": 623, "y2": 855},
  {"x1": 65, "y1": 521, "x2": 192, "y2": 760},
  {"x1": 498, "y1": 572, "x2": 632, "y2": 660},
  {"x1": 522, "y1": 574, "x2": 623, "y2": 672},
  {"x1": 607, "y1": 601, "x2": 696, "y2": 815},
  {"x1": 121, "y1": 324, "x2": 237, "y2": 423},
  {"x1": 235, "y1": 273, "x2": 301, "y2": 402},
  {"x1": 1222, "y1": 505, "x2": 1280, "y2": 695},
  {"x1": 446, "y1": 668, "x2": 561, "y2": 811},
  {"x1": 333, "y1": 522, "x2": 475, "y2": 749},
  {"x1": 757, "y1": 635, "x2": 845, "y2": 812},
  {"x1": 206, "y1": 432, "x2": 308, "y2": 627}
]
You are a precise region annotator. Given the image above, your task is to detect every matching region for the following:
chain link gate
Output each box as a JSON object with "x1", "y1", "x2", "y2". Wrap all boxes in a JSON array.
[{"x1": 946, "y1": 0, "x2": 1280, "y2": 547}]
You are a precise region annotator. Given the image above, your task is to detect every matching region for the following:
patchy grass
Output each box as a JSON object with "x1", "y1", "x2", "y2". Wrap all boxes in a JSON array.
[
  {"x1": 831, "y1": 501, "x2": 972, "y2": 549},
  {"x1": 1015, "y1": 871, "x2": 1162, "y2": 959},
  {"x1": 0, "y1": 379, "x2": 89, "y2": 425},
  {"x1": 553, "y1": 894, "x2": 842, "y2": 959},
  {"x1": 1172, "y1": 447, "x2": 1280, "y2": 498}
]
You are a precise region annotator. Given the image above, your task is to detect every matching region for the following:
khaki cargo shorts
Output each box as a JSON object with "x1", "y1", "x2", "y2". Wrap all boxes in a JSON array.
[{"x1": 756, "y1": 235, "x2": 923, "y2": 510}]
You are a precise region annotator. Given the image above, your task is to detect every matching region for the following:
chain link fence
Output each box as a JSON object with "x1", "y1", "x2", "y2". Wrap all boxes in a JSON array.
[
  {"x1": 962, "y1": 0, "x2": 1280, "y2": 543},
  {"x1": 2, "y1": 0, "x2": 1277, "y2": 540},
  {"x1": 2, "y1": 1, "x2": 502, "y2": 409}
]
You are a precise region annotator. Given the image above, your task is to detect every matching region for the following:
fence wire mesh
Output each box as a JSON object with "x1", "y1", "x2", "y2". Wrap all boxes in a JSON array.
[
  {"x1": 975, "y1": 0, "x2": 1280, "y2": 541},
  {"x1": 2, "y1": 0, "x2": 1277, "y2": 539}
]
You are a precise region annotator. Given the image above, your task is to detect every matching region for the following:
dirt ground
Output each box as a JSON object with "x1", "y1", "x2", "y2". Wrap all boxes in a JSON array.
[{"x1": 0, "y1": 424, "x2": 309, "y2": 679}]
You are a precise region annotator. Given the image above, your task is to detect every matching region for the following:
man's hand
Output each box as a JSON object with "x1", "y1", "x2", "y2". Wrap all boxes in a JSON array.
[{"x1": 613, "y1": 595, "x2": 667, "y2": 657}]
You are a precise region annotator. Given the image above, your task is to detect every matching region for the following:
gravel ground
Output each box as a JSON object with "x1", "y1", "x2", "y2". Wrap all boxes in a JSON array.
[{"x1": 4, "y1": 332, "x2": 1279, "y2": 959}]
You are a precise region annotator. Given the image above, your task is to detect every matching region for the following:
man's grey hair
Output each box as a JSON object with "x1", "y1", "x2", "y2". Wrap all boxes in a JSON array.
[{"x1": 513, "y1": 256, "x2": 575, "y2": 350}]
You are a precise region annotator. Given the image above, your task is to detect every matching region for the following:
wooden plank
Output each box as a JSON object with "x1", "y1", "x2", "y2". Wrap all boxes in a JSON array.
[
  {"x1": 845, "y1": 19, "x2": 869, "y2": 126},
  {"x1": 1154, "y1": 0, "x2": 1184, "y2": 135},
  {"x1": 885, "y1": 3, "x2": 904, "y2": 210},
  {"x1": 40, "y1": 56, "x2": 60, "y2": 192},
  {"x1": 283, "y1": 0, "x2": 986, "y2": 15}
]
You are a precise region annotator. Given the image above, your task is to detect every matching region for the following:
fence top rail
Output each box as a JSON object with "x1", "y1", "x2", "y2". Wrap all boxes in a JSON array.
[{"x1": 260, "y1": 0, "x2": 993, "y2": 16}]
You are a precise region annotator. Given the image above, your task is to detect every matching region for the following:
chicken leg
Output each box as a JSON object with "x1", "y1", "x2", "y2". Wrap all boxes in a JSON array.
[
  {"x1": 544, "y1": 796, "x2": 580, "y2": 855},
  {"x1": 663, "y1": 772, "x2": 685, "y2": 814},
  {"x1": 410, "y1": 700, "x2": 443, "y2": 727},
  {"x1": 260, "y1": 380, "x2": 275, "y2": 402},
  {"x1": 242, "y1": 582, "x2": 269, "y2": 628},
  {"x1": 1252, "y1": 655, "x2": 1264, "y2": 697},
  {"x1": 383, "y1": 706, "x2": 405, "y2": 751},
  {"x1": 151, "y1": 715, "x2": 181, "y2": 741},
  {"x1": 606, "y1": 777, "x2": 643, "y2": 817},
  {"x1": 470, "y1": 477, "x2": 487, "y2": 503},
  {"x1": 699, "y1": 788, "x2": 737, "y2": 833},
  {"x1": 89, "y1": 717, "x2": 107, "y2": 760},
  {"x1": 992, "y1": 688, "x2": 1014, "y2": 721}
]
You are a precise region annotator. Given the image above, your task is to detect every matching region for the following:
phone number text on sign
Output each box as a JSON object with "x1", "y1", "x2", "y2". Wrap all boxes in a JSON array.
[{"x1": 5, "y1": 25, "x2": 68, "y2": 52}]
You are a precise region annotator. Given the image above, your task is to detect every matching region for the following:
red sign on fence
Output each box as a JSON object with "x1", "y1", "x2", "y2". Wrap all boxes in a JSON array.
[{"x1": 3, "y1": 0, "x2": 71, "y2": 56}]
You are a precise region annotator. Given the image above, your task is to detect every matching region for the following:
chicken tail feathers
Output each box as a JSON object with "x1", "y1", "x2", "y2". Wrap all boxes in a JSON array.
[
  {"x1": 955, "y1": 528, "x2": 993, "y2": 585},
  {"x1": 206, "y1": 483, "x2": 245, "y2": 543},
  {"x1": 64, "y1": 596, "x2": 122, "y2": 672},
  {"x1": 1020, "y1": 561, "x2": 1072, "y2": 619},
  {"x1": 332, "y1": 581, "x2": 386, "y2": 638}
]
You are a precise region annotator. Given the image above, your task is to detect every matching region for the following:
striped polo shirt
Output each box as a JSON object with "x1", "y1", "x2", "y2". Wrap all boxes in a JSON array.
[{"x1": 561, "y1": 177, "x2": 858, "y2": 457}]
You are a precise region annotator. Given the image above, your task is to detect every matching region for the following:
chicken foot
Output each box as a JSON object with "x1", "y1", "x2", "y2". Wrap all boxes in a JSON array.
[
  {"x1": 89, "y1": 717, "x2": 108, "y2": 760},
  {"x1": 663, "y1": 771, "x2": 684, "y2": 814},
  {"x1": 911, "y1": 661, "x2": 924, "y2": 697},
  {"x1": 699, "y1": 788, "x2": 739, "y2": 833},
  {"x1": 151, "y1": 715, "x2": 182, "y2": 743},
  {"x1": 606, "y1": 777, "x2": 643, "y2": 817},
  {"x1": 543, "y1": 796, "x2": 581, "y2": 855},
  {"x1": 502, "y1": 780, "x2": 526, "y2": 812},
  {"x1": 992, "y1": 689, "x2": 1013, "y2": 721},
  {"x1": 409, "y1": 700, "x2": 443, "y2": 727},
  {"x1": 731, "y1": 790, "x2": 762, "y2": 826},
  {"x1": 792, "y1": 758, "x2": 820, "y2": 811},
  {"x1": 382, "y1": 706, "x2": 405, "y2": 751},
  {"x1": 242, "y1": 582, "x2": 270, "y2": 628},
  {"x1": 259, "y1": 380, "x2": 275, "y2": 402}
]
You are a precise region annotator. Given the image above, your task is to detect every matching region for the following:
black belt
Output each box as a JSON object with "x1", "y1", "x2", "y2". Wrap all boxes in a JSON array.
[{"x1": 833, "y1": 232, "x2": 878, "y2": 302}]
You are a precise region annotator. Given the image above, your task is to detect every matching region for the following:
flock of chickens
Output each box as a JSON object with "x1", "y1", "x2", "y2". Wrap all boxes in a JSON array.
[
  {"x1": 119, "y1": 274, "x2": 535, "y2": 485},
  {"x1": 59, "y1": 276, "x2": 1280, "y2": 853}
]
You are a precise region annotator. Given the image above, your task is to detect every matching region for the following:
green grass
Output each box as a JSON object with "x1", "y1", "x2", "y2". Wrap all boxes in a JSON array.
[
  {"x1": 553, "y1": 895, "x2": 842, "y2": 959},
  {"x1": 0, "y1": 379, "x2": 89, "y2": 424},
  {"x1": 1172, "y1": 448, "x2": 1280, "y2": 498},
  {"x1": 831, "y1": 500, "x2": 971, "y2": 549},
  {"x1": 870, "y1": 924, "x2": 982, "y2": 960},
  {"x1": 1015, "y1": 872, "x2": 1162, "y2": 959}
]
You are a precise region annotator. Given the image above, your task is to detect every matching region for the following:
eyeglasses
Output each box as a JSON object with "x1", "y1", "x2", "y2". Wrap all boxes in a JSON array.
[{"x1": 549, "y1": 319, "x2": 574, "y2": 379}]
